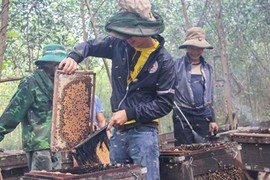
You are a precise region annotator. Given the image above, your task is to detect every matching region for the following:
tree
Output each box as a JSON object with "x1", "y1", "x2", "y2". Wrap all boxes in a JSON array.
[
  {"x1": 0, "y1": 0, "x2": 9, "y2": 80},
  {"x1": 213, "y1": 0, "x2": 236, "y2": 129}
]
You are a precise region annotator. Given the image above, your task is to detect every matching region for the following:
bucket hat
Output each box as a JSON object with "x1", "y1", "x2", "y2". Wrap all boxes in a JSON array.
[
  {"x1": 105, "y1": 0, "x2": 164, "y2": 40},
  {"x1": 179, "y1": 27, "x2": 213, "y2": 49},
  {"x1": 35, "y1": 44, "x2": 67, "y2": 65},
  {"x1": 105, "y1": 12, "x2": 164, "y2": 40},
  {"x1": 118, "y1": 0, "x2": 156, "y2": 21}
]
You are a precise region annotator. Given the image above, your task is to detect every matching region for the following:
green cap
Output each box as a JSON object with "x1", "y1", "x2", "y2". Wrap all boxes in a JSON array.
[
  {"x1": 35, "y1": 44, "x2": 67, "y2": 65},
  {"x1": 105, "y1": 12, "x2": 165, "y2": 40}
]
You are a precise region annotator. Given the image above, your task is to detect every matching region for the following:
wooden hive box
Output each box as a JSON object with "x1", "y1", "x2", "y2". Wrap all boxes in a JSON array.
[
  {"x1": 159, "y1": 142, "x2": 243, "y2": 180},
  {"x1": 21, "y1": 164, "x2": 147, "y2": 180}
]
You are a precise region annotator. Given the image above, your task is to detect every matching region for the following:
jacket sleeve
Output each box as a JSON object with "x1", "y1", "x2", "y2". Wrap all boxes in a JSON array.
[
  {"x1": 126, "y1": 52, "x2": 176, "y2": 123},
  {"x1": 0, "y1": 78, "x2": 34, "y2": 141},
  {"x1": 68, "y1": 36, "x2": 119, "y2": 63}
]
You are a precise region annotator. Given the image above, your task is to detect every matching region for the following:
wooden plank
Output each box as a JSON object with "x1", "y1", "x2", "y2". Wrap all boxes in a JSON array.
[
  {"x1": 21, "y1": 165, "x2": 147, "y2": 180},
  {"x1": 231, "y1": 133, "x2": 270, "y2": 144},
  {"x1": 159, "y1": 132, "x2": 175, "y2": 150}
]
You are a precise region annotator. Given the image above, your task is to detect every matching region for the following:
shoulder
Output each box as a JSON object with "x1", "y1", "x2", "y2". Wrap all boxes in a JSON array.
[
  {"x1": 174, "y1": 55, "x2": 187, "y2": 66},
  {"x1": 94, "y1": 95, "x2": 100, "y2": 101},
  {"x1": 201, "y1": 58, "x2": 213, "y2": 69},
  {"x1": 18, "y1": 74, "x2": 35, "y2": 86},
  {"x1": 94, "y1": 95, "x2": 102, "y2": 104},
  {"x1": 158, "y1": 47, "x2": 172, "y2": 61}
]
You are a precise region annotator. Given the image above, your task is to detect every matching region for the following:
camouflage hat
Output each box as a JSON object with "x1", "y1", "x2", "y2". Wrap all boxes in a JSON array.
[
  {"x1": 179, "y1": 27, "x2": 213, "y2": 49},
  {"x1": 35, "y1": 44, "x2": 67, "y2": 65},
  {"x1": 105, "y1": 12, "x2": 164, "y2": 40},
  {"x1": 105, "y1": 0, "x2": 163, "y2": 40}
]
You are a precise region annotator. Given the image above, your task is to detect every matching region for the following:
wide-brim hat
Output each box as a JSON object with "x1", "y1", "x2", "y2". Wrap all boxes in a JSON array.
[
  {"x1": 35, "y1": 44, "x2": 67, "y2": 65},
  {"x1": 105, "y1": 12, "x2": 164, "y2": 40},
  {"x1": 179, "y1": 27, "x2": 213, "y2": 49}
]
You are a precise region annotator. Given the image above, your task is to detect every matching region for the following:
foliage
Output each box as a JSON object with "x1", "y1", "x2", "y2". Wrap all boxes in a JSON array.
[{"x1": 0, "y1": 0, "x2": 270, "y2": 149}]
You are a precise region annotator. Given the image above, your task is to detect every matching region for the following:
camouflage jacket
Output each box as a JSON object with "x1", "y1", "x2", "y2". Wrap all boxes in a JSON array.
[{"x1": 0, "y1": 69, "x2": 54, "y2": 152}]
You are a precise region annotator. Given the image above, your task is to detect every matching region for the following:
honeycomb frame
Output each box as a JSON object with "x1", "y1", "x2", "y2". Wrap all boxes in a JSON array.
[{"x1": 51, "y1": 70, "x2": 96, "y2": 152}]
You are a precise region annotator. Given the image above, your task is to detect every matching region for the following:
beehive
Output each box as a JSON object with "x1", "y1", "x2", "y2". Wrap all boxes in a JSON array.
[
  {"x1": 160, "y1": 142, "x2": 244, "y2": 180},
  {"x1": 51, "y1": 70, "x2": 95, "y2": 152},
  {"x1": 21, "y1": 164, "x2": 147, "y2": 180},
  {"x1": 230, "y1": 128, "x2": 270, "y2": 175}
]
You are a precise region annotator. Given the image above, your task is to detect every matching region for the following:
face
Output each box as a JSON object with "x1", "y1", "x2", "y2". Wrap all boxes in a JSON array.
[
  {"x1": 127, "y1": 36, "x2": 149, "y2": 48},
  {"x1": 186, "y1": 46, "x2": 204, "y2": 61},
  {"x1": 38, "y1": 62, "x2": 59, "y2": 77}
]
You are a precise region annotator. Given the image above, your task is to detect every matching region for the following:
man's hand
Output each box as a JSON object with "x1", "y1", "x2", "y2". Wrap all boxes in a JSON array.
[
  {"x1": 209, "y1": 122, "x2": 218, "y2": 135},
  {"x1": 107, "y1": 110, "x2": 128, "y2": 131},
  {"x1": 58, "y1": 57, "x2": 78, "y2": 74}
]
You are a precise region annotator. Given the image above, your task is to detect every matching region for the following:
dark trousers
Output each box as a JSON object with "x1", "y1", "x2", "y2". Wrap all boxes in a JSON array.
[
  {"x1": 26, "y1": 150, "x2": 62, "y2": 171},
  {"x1": 173, "y1": 112, "x2": 211, "y2": 146}
]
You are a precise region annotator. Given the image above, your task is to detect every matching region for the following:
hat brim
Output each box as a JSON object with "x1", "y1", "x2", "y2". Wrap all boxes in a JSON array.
[
  {"x1": 35, "y1": 54, "x2": 67, "y2": 65},
  {"x1": 107, "y1": 26, "x2": 163, "y2": 38},
  {"x1": 105, "y1": 12, "x2": 164, "y2": 38},
  {"x1": 108, "y1": 31, "x2": 131, "y2": 40},
  {"x1": 179, "y1": 39, "x2": 213, "y2": 49}
]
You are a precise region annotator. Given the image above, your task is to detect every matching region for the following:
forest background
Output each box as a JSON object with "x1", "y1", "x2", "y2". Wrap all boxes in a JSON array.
[{"x1": 0, "y1": 0, "x2": 269, "y2": 150}]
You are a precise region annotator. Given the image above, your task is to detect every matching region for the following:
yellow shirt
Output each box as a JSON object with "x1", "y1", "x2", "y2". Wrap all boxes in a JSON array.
[
  {"x1": 125, "y1": 39, "x2": 160, "y2": 125},
  {"x1": 128, "y1": 39, "x2": 159, "y2": 83}
]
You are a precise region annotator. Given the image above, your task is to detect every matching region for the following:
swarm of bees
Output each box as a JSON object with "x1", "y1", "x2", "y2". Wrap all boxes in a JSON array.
[{"x1": 51, "y1": 71, "x2": 93, "y2": 152}]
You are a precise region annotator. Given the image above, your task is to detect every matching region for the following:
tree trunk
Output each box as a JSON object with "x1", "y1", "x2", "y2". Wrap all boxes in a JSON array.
[
  {"x1": 213, "y1": 0, "x2": 237, "y2": 129},
  {"x1": 180, "y1": 0, "x2": 190, "y2": 29},
  {"x1": 80, "y1": 0, "x2": 90, "y2": 69},
  {"x1": 85, "y1": 0, "x2": 112, "y2": 87},
  {"x1": 0, "y1": 0, "x2": 9, "y2": 80}
]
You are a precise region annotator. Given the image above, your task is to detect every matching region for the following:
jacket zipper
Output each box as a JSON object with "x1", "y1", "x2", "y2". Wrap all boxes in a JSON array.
[
  {"x1": 117, "y1": 47, "x2": 130, "y2": 110},
  {"x1": 117, "y1": 40, "x2": 160, "y2": 110},
  {"x1": 188, "y1": 62, "x2": 195, "y2": 106},
  {"x1": 201, "y1": 64, "x2": 207, "y2": 106}
]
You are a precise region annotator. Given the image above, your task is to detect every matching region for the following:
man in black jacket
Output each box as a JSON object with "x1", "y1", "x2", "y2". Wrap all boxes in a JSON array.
[{"x1": 59, "y1": 5, "x2": 176, "y2": 180}]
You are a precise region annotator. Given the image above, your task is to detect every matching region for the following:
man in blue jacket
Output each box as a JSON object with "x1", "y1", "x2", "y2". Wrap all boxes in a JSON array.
[
  {"x1": 59, "y1": 8, "x2": 176, "y2": 180},
  {"x1": 173, "y1": 27, "x2": 218, "y2": 145}
]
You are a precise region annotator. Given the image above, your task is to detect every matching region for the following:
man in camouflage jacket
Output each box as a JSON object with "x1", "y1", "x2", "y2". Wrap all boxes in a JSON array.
[{"x1": 0, "y1": 44, "x2": 67, "y2": 171}]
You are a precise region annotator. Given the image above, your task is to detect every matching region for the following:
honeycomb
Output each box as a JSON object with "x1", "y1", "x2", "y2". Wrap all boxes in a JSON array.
[
  {"x1": 96, "y1": 141, "x2": 110, "y2": 164},
  {"x1": 51, "y1": 70, "x2": 95, "y2": 152},
  {"x1": 61, "y1": 80, "x2": 91, "y2": 147}
]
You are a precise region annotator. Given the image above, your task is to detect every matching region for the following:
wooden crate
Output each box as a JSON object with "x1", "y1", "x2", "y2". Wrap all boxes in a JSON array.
[
  {"x1": 0, "y1": 150, "x2": 28, "y2": 180},
  {"x1": 231, "y1": 130, "x2": 270, "y2": 172},
  {"x1": 159, "y1": 142, "x2": 243, "y2": 180},
  {"x1": 21, "y1": 164, "x2": 146, "y2": 180},
  {"x1": 159, "y1": 132, "x2": 175, "y2": 150}
]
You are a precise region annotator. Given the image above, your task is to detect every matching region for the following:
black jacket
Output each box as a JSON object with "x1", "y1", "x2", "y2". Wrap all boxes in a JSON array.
[{"x1": 68, "y1": 35, "x2": 176, "y2": 124}]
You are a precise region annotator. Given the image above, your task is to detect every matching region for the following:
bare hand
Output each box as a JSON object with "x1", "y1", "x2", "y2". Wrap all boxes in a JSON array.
[
  {"x1": 106, "y1": 110, "x2": 127, "y2": 131},
  {"x1": 209, "y1": 122, "x2": 218, "y2": 135},
  {"x1": 58, "y1": 57, "x2": 77, "y2": 74},
  {"x1": 106, "y1": 130, "x2": 112, "y2": 140}
]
